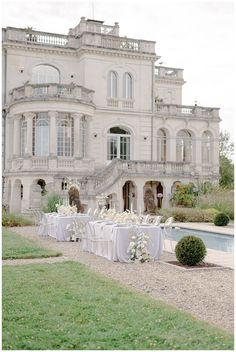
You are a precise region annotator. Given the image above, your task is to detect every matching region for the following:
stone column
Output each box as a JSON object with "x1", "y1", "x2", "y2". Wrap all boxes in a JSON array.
[
  {"x1": 24, "y1": 112, "x2": 35, "y2": 157},
  {"x1": 48, "y1": 111, "x2": 58, "y2": 157},
  {"x1": 83, "y1": 115, "x2": 92, "y2": 159},
  {"x1": 136, "y1": 182, "x2": 144, "y2": 214},
  {"x1": 13, "y1": 115, "x2": 21, "y2": 157},
  {"x1": 169, "y1": 136, "x2": 176, "y2": 161},
  {"x1": 195, "y1": 137, "x2": 202, "y2": 173},
  {"x1": 72, "y1": 113, "x2": 83, "y2": 158}
]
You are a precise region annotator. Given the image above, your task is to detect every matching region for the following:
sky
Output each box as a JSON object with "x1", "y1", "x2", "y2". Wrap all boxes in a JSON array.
[{"x1": 1, "y1": 0, "x2": 235, "y2": 140}]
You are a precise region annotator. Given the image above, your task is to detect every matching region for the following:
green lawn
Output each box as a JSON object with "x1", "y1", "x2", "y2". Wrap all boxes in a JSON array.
[
  {"x1": 2, "y1": 228, "x2": 62, "y2": 259},
  {"x1": 2, "y1": 262, "x2": 233, "y2": 350}
]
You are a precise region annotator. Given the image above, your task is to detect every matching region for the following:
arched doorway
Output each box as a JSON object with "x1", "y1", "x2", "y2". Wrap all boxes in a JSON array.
[
  {"x1": 107, "y1": 193, "x2": 117, "y2": 209},
  {"x1": 144, "y1": 181, "x2": 164, "y2": 212},
  {"x1": 122, "y1": 181, "x2": 136, "y2": 211}
]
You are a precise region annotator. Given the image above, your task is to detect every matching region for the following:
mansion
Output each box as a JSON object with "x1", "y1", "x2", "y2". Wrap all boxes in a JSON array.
[{"x1": 2, "y1": 17, "x2": 220, "y2": 213}]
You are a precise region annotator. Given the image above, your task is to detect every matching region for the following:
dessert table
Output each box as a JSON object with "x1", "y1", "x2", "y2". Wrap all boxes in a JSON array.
[
  {"x1": 82, "y1": 220, "x2": 163, "y2": 262},
  {"x1": 38, "y1": 213, "x2": 91, "y2": 241}
]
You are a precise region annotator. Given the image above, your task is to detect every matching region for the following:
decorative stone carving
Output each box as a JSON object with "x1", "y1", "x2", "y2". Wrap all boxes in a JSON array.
[
  {"x1": 144, "y1": 188, "x2": 156, "y2": 213},
  {"x1": 68, "y1": 185, "x2": 84, "y2": 213}
]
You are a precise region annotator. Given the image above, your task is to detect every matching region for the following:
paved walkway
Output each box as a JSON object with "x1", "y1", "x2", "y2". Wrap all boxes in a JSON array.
[
  {"x1": 174, "y1": 222, "x2": 234, "y2": 235},
  {"x1": 3, "y1": 226, "x2": 234, "y2": 332}
]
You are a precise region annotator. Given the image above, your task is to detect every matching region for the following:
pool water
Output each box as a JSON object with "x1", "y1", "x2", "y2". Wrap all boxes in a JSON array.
[{"x1": 169, "y1": 228, "x2": 234, "y2": 253}]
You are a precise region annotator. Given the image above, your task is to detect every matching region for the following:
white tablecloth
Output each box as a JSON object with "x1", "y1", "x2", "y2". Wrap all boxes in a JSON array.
[
  {"x1": 82, "y1": 220, "x2": 163, "y2": 262},
  {"x1": 38, "y1": 213, "x2": 91, "y2": 241}
]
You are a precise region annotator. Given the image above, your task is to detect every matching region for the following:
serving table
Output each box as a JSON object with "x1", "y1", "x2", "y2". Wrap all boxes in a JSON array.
[
  {"x1": 82, "y1": 220, "x2": 163, "y2": 262},
  {"x1": 38, "y1": 213, "x2": 91, "y2": 241}
]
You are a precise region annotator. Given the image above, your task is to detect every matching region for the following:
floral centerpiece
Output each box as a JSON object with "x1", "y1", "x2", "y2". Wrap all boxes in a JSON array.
[
  {"x1": 56, "y1": 204, "x2": 77, "y2": 215},
  {"x1": 127, "y1": 232, "x2": 152, "y2": 263},
  {"x1": 114, "y1": 210, "x2": 139, "y2": 224}
]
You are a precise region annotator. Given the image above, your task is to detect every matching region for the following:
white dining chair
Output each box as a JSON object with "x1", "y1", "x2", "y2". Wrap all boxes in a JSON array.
[
  {"x1": 86, "y1": 208, "x2": 92, "y2": 216},
  {"x1": 162, "y1": 216, "x2": 174, "y2": 252},
  {"x1": 142, "y1": 214, "x2": 151, "y2": 224},
  {"x1": 153, "y1": 215, "x2": 163, "y2": 226},
  {"x1": 93, "y1": 208, "x2": 99, "y2": 219}
]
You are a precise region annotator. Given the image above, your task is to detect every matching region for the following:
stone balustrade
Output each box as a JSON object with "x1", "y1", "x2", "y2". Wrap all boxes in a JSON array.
[
  {"x1": 156, "y1": 103, "x2": 220, "y2": 119},
  {"x1": 3, "y1": 27, "x2": 156, "y2": 54},
  {"x1": 10, "y1": 83, "x2": 94, "y2": 104},
  {"x1": 93, "y1": 159, "x2": 209, "y2": 193},
  {"x1": 155, "y1": 66, "x2": 184, "y2": 80}
]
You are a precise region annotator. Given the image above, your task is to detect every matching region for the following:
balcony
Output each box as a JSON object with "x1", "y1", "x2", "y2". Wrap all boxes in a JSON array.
[
  {"x1": 156, "y1": 103, "x2": 220, "y2": 120},
  {"x1": 3, "y1": 27, "x2": 156, "y2": 55},
  {"x1": 10, "y1": 157, "x2": 95, "y2": 173},
  {"x1": 10, "y1": 83, "x2": 94, "y2": 105},
  {"x1": 155, "y1": 66, "x2": 184, "y2": 81}
]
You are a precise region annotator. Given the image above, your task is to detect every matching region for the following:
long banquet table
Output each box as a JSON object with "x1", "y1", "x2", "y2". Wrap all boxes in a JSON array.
[
  {"x1": 38, "y1": 213, "x2": 91, "y2": 241},
  {"x1": 82, "y1": 220, "x2": 163, "y2": 263}
]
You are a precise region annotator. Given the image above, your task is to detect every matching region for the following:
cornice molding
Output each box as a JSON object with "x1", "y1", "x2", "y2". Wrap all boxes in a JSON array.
[
  {"x1": 155, "y1": 78, "x2": 186, "y2": 85},
  {"x1": 3, "y1": 42, "x2": 77, "y2": 56},
  {"x1": 77, "y1": 47, "x2": 157, "y2": 61}
]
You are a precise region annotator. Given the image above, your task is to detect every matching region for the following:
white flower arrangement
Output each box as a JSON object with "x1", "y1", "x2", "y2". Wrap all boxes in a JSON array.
[
  {"x1": 114, "y1": 210, "x2": 139, "y2": 224},
  {"x1": 66, "y1": 220, "x2": 83, "y2": 242},
  {"x1": 56, "y1": 204, "x2": 77, "y2": 215},
  {"x1": 127, "y1": 232, "x2": 152, "y2": 263}
]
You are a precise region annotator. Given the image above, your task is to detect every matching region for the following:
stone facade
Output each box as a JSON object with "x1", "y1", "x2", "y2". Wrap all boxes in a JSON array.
[{"x1": 2, "y1": 18, "x2": 220, "y2": 213}]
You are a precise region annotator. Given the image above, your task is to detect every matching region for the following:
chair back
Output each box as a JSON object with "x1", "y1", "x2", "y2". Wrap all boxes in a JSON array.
[
  {"x1": 154, "y1": 215, "x2": 162, "y2": 226},
  {"x1": 143, "y1": 214, "x2": 150, "y2": 224},
  {"x1": 87, "y1": 208, "x2": 91, "y2": 216},
  {"x1": 163, "y1": 217, "x2": 174, "y2": 237},
  {"x1": 93, "y1": 208, "x2": 98, "y2": 217}
]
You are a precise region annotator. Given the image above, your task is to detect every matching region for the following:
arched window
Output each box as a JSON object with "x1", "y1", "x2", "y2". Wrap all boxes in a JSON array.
[
  {"x1": 20, "y1": 116, "x2": 27, "y2": 156},
  {"x1": 57, "y1": 113, "x2": 74, "y2": 157},
  {"x1": 108, "y1": 71, "x2": 118, "y2": 98},
  {"x1": 176, "y1": 130, "x2": 192, "y2": 162},
  {"x1": 157, "y1": 128, "x2": 167, "y2": 161},
  {"x1": 33, "y1": 113, "x2": 49, "y2": 156},
  {"x1": 32, "y1": 65, "x2": 60, "y2": 84},
  {"x1": 107, "y1": 126, "x2": 131, "y2": 160},
  {"x1": 202, "y1": 131, "x2": 212, "y2": 164},
  {"x1": 123, "y1": 72, "x2": 132, "y2": 99}
]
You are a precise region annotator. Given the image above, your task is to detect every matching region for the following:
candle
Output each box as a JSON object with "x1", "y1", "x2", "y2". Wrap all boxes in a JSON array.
[{"x1": 131, "y1": 202, "x2": 133, "y2": 213}]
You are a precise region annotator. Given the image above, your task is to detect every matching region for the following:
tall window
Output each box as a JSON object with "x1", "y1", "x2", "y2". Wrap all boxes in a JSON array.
[
  {"x1": 107, "y1": 127, "x2": 130, "y2": 160},
  {"x1": 176, "y1": 130, "x2": 193, "y2": 162},
  {"x1": 202, "y1": 131, "x2": 212, "y2": 164},
  {"x1": 33, "y1": 113, "x2": 49, "y2": 156},
  {"x1": 32, "y1": 65, "x2": 60, "y2": 84},
  {"x1": 108, "y1": 71, "x2": 118, "y2": 98},
  {"x1": 20, "y1": 116, "x2": 27, "y2": 156},
  {"x1": 123, "y1": 72, "x2": 132, "y2": 99},
  {"x1": 157, "y1": 128, "x2": 167, "y2": 161},
  {"x1": 57, "y1": 113, "x2": 74, "y2": 157},
  {"x1": 32, "y1": 65, "x2": 60, "y2": 95}
]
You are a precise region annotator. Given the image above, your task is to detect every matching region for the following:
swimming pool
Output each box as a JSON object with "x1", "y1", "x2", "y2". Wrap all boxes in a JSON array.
[{"x1": 169, "y1": 227, "x2": 234, "y2": 253}]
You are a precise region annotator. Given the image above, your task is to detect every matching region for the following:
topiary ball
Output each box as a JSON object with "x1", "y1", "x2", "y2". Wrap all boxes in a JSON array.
[
  {"x1": 214, "y1": 212, "x2": 230, "y2": 226},
  {"x1": 175, "y1": 235, "x2": 206, "y2": 266}
]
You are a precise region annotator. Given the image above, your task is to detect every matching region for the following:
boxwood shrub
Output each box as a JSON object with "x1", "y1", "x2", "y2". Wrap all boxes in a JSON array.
[
  {"x1": 175, "y1": 235, "x2": 207, "y2": 266},
  {"x1": 214, "y1": 212, "x2": 230, "y2": 226}
]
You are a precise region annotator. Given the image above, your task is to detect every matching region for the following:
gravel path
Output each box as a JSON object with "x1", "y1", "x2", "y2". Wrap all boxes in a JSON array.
[{"x1": 4, "y1": 226, "x2": 234, "y2": 333}]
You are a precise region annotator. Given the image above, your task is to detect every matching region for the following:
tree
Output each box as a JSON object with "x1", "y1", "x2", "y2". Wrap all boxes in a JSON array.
[{"x1": 219, "y1": 130, "x2": 234, "y2": 189}]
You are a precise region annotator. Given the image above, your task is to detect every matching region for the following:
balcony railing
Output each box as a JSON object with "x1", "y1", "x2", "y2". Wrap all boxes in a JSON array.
[
  {"x1": 93, "y1": 159, "x2": 217, "y2": 192},
  {"x1": 10, "y1": 83, "x2": 94, "y2": 104},
  {"x1": 156, "y1": 104, "x2": 220, "y2": 119},
  {"x1": 155, "y1": 66, "x2": 184, "y2": 80},
  {"x1": 3, "y1": 27, "x2": 156, "y2": 54}
]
